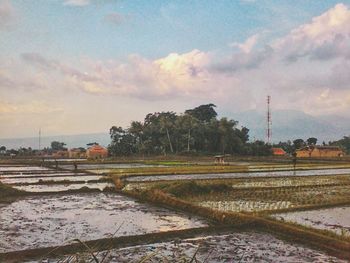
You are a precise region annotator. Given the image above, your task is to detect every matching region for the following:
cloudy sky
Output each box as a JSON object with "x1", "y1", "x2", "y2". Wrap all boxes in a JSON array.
[{"x1": 0, "y1": 0, "x2": 349, "y2": 138}]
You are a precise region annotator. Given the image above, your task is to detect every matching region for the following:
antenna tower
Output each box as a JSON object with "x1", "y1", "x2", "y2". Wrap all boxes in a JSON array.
[{"x1": 266, "y1": 95, "x2": 272, "y2": 144}]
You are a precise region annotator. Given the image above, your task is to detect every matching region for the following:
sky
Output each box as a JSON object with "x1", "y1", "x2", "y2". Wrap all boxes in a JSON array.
[{"x1": 0, "y1": 0, "x2": 350, "y2": 139}]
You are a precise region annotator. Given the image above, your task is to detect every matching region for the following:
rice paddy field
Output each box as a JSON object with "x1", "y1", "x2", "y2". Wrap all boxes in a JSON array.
[{"x1": 1, "y1": 159, "x2": 350, "y2": 262}]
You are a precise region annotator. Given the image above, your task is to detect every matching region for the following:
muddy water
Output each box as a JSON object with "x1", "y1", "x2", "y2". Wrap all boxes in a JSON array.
[
  {"x1": 13, "y1": 182, "x2": 114, "y2": 192},
  {"x1": 126, "y1": 168, "x2": 350, "y2": 182},
  {"x1": 0, "y1": 193, "x2": 208, "y2": 252},
  {"x1": 1, "y1": 175, "x2": 105, "y2": 184},
  {"x1": 59, "y1": 163, "x2": 165, "y2": 170},
  {"x1": 0, "y1": 166, "x2": 50, "y2": 172},
  {"x1": 36, "y1": 232, "x2": 346, "y2": 263},
  {"x1": 274, "y1": 206, "x2": 350, "y2": 236},
  {"x1": 0, "y1": 172, "x2": 87, "y2": 178}
]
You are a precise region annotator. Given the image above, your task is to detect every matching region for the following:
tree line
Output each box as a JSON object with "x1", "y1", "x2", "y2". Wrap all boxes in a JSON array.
[
  {"x1": 108, "y1": 104, "x2": 272, "y2": 156},
  {"x1": 274, "y1": 136, "x2": 350, "y2": 154}
]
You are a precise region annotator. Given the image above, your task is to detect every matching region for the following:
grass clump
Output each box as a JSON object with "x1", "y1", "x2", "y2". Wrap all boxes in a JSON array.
[
  {"x1": 0, "y1": 181, "x2": 27, "y2": 202},
  {"x1": 153, "y1": 180, "x2": 231, "y2": 197}
]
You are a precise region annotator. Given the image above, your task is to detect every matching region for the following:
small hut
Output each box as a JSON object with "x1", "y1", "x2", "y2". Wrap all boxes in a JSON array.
[{"x1": 214, "y1": 155, "x2": 225, "y2": 164}]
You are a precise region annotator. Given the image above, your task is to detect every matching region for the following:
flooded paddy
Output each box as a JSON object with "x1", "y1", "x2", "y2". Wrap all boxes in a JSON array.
[
  {"x1": 274, "y1": 206, "x2": 350, "y2": 236},
  {"x1": 59, "y1": 163, "x2": 165, "y2": 171},
  {"x1": 0, "y1": 172, "x2": 87, "y2": 178},
  {"x1": 126, "y1": 168, "x2": 350, "y2": 182},
  {"x1": 0, "y1": 192, "x2": 208, "y2": 253},
  {"x1": 12, "y1": 182, "x2": 113, "y2": 192},
  {"x1": 179, "y1": 182, "x2": 350, "y2": 214},
  {"x1": 0, "y1": 166, "x2": 50, "y2": 173},
  {"x1": 198, "y1": 200, "x2": 295, "y2": 212},
  {"x1": 1, "y1": 175, "x2": 106, "y2": 184},
  {"x1": 37, "y1": 232, "x2": 346, "y2": 263}
]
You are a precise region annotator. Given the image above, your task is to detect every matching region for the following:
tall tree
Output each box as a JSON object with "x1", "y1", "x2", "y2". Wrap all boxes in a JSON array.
[
  {"x1": 185, "y1": 103, "x2": 217, "y2": 122},
  {"x1": 293, "y1": 139, "x2": 305, "y2": 149},
  {"x1": 307, "y1": 137, "x2": 317, "y2": 145},
  {"x1": 51, "y1": 141, "x2": 67, "y2": 151}
]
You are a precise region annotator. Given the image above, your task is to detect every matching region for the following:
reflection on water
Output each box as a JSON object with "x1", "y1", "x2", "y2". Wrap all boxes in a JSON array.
[
  {"x1": 13, "y1": 182, "x2": 113, "y2": 192},
  {"x1": 127, "y1": 168, "x2": 350, "y2": 182},
  {"x1": 0, "y1": 193, "x2": 208, "y2": 252},
  {"x1": 274, "y1": 206, "x2": 350, "y2": 236},
  {"x1": 2, "y1": 175, "x2": 105, "y2": 184},
  {"x1": 36, "y1": 232, "x2": 346, "y2": 263}
]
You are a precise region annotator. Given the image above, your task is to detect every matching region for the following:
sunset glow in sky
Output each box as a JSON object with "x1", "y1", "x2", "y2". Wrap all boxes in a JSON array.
[{"x1": 0, "y1": 0, "x2": 350, "y2": 138}]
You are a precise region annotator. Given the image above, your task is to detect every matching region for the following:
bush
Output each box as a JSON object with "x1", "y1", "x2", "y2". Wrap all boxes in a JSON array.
[{"x1": 154, "y1": 181, "x2": 231, "y2": 197}]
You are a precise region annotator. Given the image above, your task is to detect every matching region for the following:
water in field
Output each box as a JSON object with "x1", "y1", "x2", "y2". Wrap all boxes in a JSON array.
[
  {"x1": 274, "y1": 206, "x2": 350, "y2": 236},
  {"x1": 0, "y1": 172, "x2": 86, "y2": 178},
  {"x1": 35, "y1": 232, "x2": 346, "y2": 263},
  {"x1": 126, "y1": 168, "x2": 350, "y2": 182},
  {"x1": 59, "y1": 163, "x2": 165, "y2": 171},
  {"x1": 13, "y1": 182, "x2": 113, "y2": 192},
  {"x1": 1, "y1": 175, "x2": 106, "y2": 184},
  {"x1": 0, "y1": 166, "x2": 50, "y2": 172},
  {"x1": 0, "y1": 193, "x2": 208, "y2": 253}
]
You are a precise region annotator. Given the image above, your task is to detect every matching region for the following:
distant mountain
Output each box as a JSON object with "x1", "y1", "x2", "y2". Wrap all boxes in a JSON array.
[
  {"x1": 230, "y1": 110, "x2": 350, "y2": 143},
  {"x1": 0, "y1": 133, "x2": 110, "y2": 150}
]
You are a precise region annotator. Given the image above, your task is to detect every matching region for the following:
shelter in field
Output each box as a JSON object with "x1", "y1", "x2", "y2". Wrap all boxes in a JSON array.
[
  {"x1": 86, "y1": 144, "x2": 108, "y2": 159},
  {"x1": 68, "y1": 148, "x2": 86, "y2": 158},
  {"x1": 295, "y1": 146, "x2": 344, "y2": 158},
  {"x1": 214, "y1": 155, "x2": 225, "y2": 164},
  {"x1": 272, "y1": 147, "x2": 287, "y2": 156}
]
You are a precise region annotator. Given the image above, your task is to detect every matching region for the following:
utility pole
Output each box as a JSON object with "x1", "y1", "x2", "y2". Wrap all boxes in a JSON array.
[
  {"x1": 39, "y1": 128, "x2": 41, "y2": 151},
  {"x1": 266, "y1": 95, "x2": 272, "y2": 144}
]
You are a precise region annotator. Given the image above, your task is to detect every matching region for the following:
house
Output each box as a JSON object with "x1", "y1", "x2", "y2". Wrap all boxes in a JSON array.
[
  {"x1": 52, "y1": 150, "x2": 69, "y2": 158},
  {"x1": 272, "y1": 147, "x2": 287, "y2": 156},
  {"x1": 296, "y1": 146, "x2": 344, "y2": 158},
  {"x1": 68, "y1": 148, "x2": 86, "y2": 159},
  {"x1": 86, "y1": 144, "x2": 108, "y2": 159}
]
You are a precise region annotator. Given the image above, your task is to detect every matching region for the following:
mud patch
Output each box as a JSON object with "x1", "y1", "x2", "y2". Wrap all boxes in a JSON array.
[
  {"x1": 35, "y1": 232, "x2": 346, "y2": 262},
  {"x1": 0, "y1": 192, "x2": 208, "y2": 253},
  {"x1": 274, "y1": 206, "x2": 350, "y2": 236},
  {"x1": 126, "y1": 168, "x2": 350, "y2": 182}
]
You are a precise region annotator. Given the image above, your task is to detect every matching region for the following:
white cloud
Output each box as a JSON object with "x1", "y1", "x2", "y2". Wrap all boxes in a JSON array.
[
  {"x1": 274, "y1": 3, "x2": 350, "y2": 62},
  {"x1": 231, "y1": 34, "x2": 259, "y2": 53},
  {"x1": 3, "y1": 3, "x2": 350, "y2": 126}
]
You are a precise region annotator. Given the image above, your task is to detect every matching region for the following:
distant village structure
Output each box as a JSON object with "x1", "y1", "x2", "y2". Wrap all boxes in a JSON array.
[
  {"x1": 272, "y1": 147, "x2": 287, "y2": 156},
  {"x1": 68, "y1": 148, "x2": 87, "y2": 159},
  {"x1": 295, "y1": 146, "x2": 344, "y2": 158},
  {"x1": 86, "y1": 144, "x2": 108, "y2": 160}
]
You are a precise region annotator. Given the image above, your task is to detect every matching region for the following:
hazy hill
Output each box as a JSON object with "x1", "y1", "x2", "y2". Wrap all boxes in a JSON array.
[
  {"x1": 0, "y1": 133, "x2": 110, "y2": 150},
  {"x1": 230, "y1": 110, "x2": 350, "y2": 143}
]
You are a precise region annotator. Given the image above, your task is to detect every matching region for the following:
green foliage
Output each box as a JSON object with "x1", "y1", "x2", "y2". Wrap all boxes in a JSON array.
[
  {"x1": 307, "y1": 137, "x2": 318, "y2": 146},
  {"x1": 244, "y1": 140, "x2": 272, "y2": 156},
  {"x1": 185, "y1": 103, "x2": 217, "y2": 122},
  {"x1": 293, "y1": 139, "x2": 305, "y2": 150},
  {"x1": 51, "y1": 141, "x2": 67, "y2": 151},
  {"x1": 154, "y1": 181, "x2": 231, "y2": 197},
  {"x1": 274, "y1": 140, "x2": 293, "y2": 154},
  {"x1": 109, "y1": 104, "x2": 257, "y2": 156},
  {"x1": 0, "y1": 182, "x2": 26, "y2": 200},
  {"x1": 329, "y1": 136, "x2": 350, "y2": 154}
]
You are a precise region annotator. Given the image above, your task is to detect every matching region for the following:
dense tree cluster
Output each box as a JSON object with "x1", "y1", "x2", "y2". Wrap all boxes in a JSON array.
[
  {"x1": 109, "y1": 104, "x2": 272, "y2": 156},
  {"x1": 274, "y1": 137, "x2": 320, "y2": 154},
  {"x1": 329, "y1": 136, "x2": 350, "y2": 154}
]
